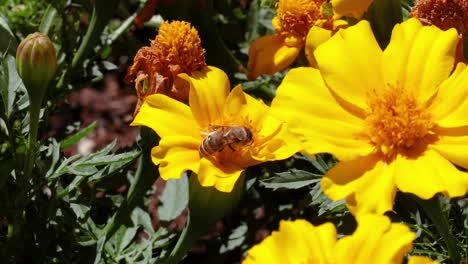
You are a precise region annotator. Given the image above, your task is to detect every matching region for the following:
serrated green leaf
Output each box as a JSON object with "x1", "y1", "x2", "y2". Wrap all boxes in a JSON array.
[
  {"x1": 260, "y1": 169, "x2": 321, "y2": 190},
  {"x1": 158, "y1": 175, "x2": 188, "y2": 222},
  {"x1": 60, "y1": 121, "x2": 98, "y2": 149},
  {"x1": 220, "y1": 223, "x2": 248, "y2": 253},
  {"x1": 78, "y1": 150, "x2": 140, "y2": 167}
]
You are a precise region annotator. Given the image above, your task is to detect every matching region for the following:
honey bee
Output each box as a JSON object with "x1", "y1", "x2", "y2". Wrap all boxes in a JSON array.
[{"x1": 199, "y1": 126, "x2": 253, "y2": 157}]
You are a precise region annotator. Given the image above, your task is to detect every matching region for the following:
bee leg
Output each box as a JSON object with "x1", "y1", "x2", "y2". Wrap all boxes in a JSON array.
[{"x1": 228, "y1": 144, "x2": 236, "y2": 151}]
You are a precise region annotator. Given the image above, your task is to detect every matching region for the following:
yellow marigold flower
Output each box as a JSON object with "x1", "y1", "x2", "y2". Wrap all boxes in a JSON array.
[
  {"x1": 271, "y1": 18, "x2": 468, "y2": 214},
  {"x1": 131, "y1": 66, "x2": 300, "y2": 192},
  {"x1": 408, "y1": 256, "x2": 440, "y2": 264},
  {"x1": 243, "y1": 214, "x2": 437, "y2": 264},
  {"x1": 247, "y1": 0, "x2": 343, "y2": 80},
  {"x1": 331, "y1": 0, "x2": 373, "y2": 18},
  {"x1": 125, "y1": 20, "x2": 207, "y2": 114}
]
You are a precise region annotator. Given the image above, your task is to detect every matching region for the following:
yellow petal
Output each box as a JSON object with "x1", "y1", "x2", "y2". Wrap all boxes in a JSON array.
[
  {"x1": 348, "y1": 160, "x2": 396, "y2": 215},
  {"x1": 252, "y1": 117, "x2": 302, "y2": 162},
  {"x1": 335, "y1": 214, "x2": 415, "y2": 263},
  {"x1": 331, "y1": 0, "x2": 373, "y2": 18},
  {"x1": 383, "y1": 18, "x2": 459, "y2": 103},
  {"x1": 179, "y1": 66, "x2": 229, "y2": 128},
  {"x1": 131, "y1": 94, "x2": 200, "y2": 138},
  {"x1": 394, "y1": 150, "x2": 468, "y2": 199},
  {"x1": 270, "y1": 67, "x2": 373, "y2": 161},
  {"x1": 223, "y1": 85, "x2": 302, "y2": 163},
  {"x1": 243, "y1": 220, "x2": 336, "y2": 264},
  {"x1": 247, "y1": 34, "x2": 300, "y2": 80},
  {"x1": 197, "y1": 158, "x2": 243, "y2": 192},
  {"x1": 305, "y1": 26, "x2": 332, "y2": 67},
  {"x1": 408, "y1": 256, "x2": 440, "y2": 264},
  {"x1": 322, "y1": 154, "x2": 396, "y2": 215},
  {"x1": 223, "y1": 85, "x2": 269, "y2": 130},
  {"x1": 314, "y1": 20, "x2": 384, "y2": 110},
  {"x1": 430, "y1": 126, "x2": 468, "y2": 168},
  {"x1": 430, "y1": 63, "x2": 468, "y2": 127},
  {"x1": 151, "y1": 136, "x2": 201, "y2": 180}
]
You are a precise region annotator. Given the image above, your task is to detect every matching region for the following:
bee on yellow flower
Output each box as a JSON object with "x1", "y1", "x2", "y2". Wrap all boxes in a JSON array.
[
  {"x1": 271, "y1": 18, "x2": 468, "y2": 215},
  {"x1": 125, "y1": 20, "x2": 207, "y2": 115},
  {"x1": 131, "y1": 66, "x2": 301, "y2": 192},
  {"x1": 247, "y1": 0, "x2": 346, "y2": 80}
]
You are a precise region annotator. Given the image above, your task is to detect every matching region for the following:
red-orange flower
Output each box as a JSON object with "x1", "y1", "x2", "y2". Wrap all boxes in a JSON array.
[{"x1": 125, "y1": 20, "x2": 206, "y2": 115}]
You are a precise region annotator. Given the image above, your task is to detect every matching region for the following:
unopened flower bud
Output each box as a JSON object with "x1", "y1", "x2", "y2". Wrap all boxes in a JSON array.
[{"x1": 16, "y1": 32, "x2": 57, "y2": 98}]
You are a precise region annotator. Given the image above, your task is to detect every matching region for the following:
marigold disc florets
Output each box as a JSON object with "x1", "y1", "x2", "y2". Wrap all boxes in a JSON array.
[
  {"x1": 151, "y1": 21, "x2": 207, "y2": 73},
  {"x1": 365, "y1": 85, "x2": 435, "y2": 159},
  {"x1": 274, "y1": 0, "x2": 333, "y2": 44},
  {"x1": 411, "y1": 0, "x2": 468, "y2": 33}
]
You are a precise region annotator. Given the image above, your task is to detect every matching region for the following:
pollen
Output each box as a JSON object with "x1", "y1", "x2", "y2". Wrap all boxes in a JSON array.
[
  {"x1": 365, "y1": 85, "x2": 434, "y2": 159},
  {"x1": 151, "y1": 21, "x2": 207, "y2": 73},
  {"x1": 410, "y1": 0, "x2": 467, "y2": 33},
  {"x1": 274, "y1": 0, "x2": 333, "y2": 46}
]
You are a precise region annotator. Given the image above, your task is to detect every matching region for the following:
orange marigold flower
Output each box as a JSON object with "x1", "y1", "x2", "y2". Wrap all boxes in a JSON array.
[
  {"x1": 411, "y1": 0, "x2": 467, "y2": 62},
  {"x1": 247, "y1": 0, "x2": 344, "y2": 80},
  {"x1": 411, "y1": 0, "x2": 467, "y2": 33},
  {"x1": 273, "y1": 0, "x2": 333, "y2": 46},
  {"x1": 125, "y1": 20, "x2": 206, "y2": 115}
]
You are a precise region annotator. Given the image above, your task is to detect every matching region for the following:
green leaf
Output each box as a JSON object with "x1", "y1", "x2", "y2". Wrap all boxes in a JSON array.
[
  {"x1": 130, "y1": 207, "x2": 154, "y2": 234},
  {"x1": 401, "y1": 0, "x2": 416, "y2": 20},
  {"x1": 0, "y1": 55, "x2": 22, "y2": 119},
  {"x1": 365, "y1": 0, "x2": 402, "y2": 48},
  {"x1": 115, "y1": 225, "x2": 138, "y2": 255},
  {"x1": 309, "y1": 184, "x2": 345, "y2": 216},
  {"x1": 78, "y1": 150, "x2": 140, "y2": 167},
  {"x1": 93, "y1": 236, "x2": 106, "y2": 264},
  {"x1": 166, "y1": 172, "x2": 245, "y2": 263},
  {"x1": 219, "y1": 223, "x2": 248, "y2": 253},
  {"x1": 70, "y1": 202, "x2": 90, "y2": 220},
  {"x1": 0, "y1": 117, "x2": 7, "y2": 136},
  {"x1": 0, "y1": 14, "x2": 17, "y2": 55},
  {"x1": 39, "y1": 5, "x2": 58, "y2": 35},
  {"x1": 260, "y1": 169, "x2": 322, "y2": 191},
  {"x1": 158, "y1": 175, "x2": 189, "y2": 222}
]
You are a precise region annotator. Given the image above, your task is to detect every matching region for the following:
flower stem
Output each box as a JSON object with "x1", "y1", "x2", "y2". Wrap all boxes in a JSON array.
[
  {"x1": 8, "y1": 99, "x2": 42, "y2": 258},
  {"x1": 23, "y1": 100, "x2": 41, "y2": 186},
  {"x1": 165, "y1": 172, "x2": 245, "y2": 263},
  {"x1": 417, "y1": 195, "x2": 461, "y2": 263}
]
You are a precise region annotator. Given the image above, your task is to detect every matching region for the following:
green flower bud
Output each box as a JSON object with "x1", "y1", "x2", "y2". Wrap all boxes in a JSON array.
[{"x1": 16, "y1": 32, "x2": 57, "y2": 99}]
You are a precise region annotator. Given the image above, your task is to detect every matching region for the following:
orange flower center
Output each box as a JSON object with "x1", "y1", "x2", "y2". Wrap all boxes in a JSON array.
[
  {"x1": 365, "y1": 85, "x2": 434, "y2": 159},
  {"x1": 274, "y1": 0, "x2": 333, "y2": 46},
  {"x1": 151, "y1": 21, "x2": 206, "y2": 73}
]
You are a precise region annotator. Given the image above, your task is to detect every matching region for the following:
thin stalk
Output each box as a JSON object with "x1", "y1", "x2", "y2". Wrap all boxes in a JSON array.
[
  {"x1": 7, "y1": 99, "x2": 42, "y2": 258},
  {"x1": 23, "y1": 100, "x2": 41, "y2": 185}
]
